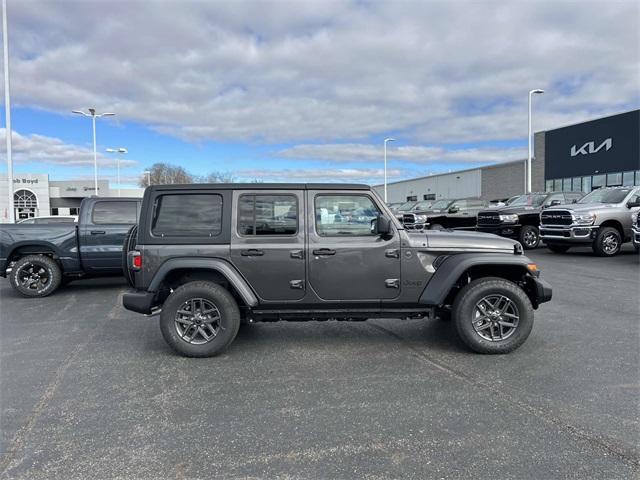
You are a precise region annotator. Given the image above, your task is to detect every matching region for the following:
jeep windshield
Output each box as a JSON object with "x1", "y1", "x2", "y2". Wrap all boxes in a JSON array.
[
  {"x1": 578, "y1": 188, "x2": 633, "y2": 204},
  {"x1": 509, "y1": 194, "x2": 547, "y2": 207}
]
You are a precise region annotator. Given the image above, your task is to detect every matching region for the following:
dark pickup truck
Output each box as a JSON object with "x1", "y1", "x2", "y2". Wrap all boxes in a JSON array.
[
  {"x1": 0, "y1": 197, "x2": 141, "y2": 297},
  {"x1": 400, "y1": 198, "x2": 488, "y2": 231},
  {"x1": 476, "y1": 192, "x2": 584, "y2": 249}
]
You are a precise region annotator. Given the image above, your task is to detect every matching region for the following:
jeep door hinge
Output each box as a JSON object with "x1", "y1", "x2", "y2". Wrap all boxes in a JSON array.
[
  {"x1": 385, "y1": 248, "x2": 400, "y2": 258},
  {"x1": 289, "y1": 280, "x2": 305, "y2": 289},
  {"x1": 385, "y1": 278, "x2": 400, "y2": 289},
  {"x1": 290, "y1": 250, "x2": 304, "y2": 259}
]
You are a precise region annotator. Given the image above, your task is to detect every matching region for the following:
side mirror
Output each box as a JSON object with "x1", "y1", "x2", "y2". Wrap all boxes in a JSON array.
[
  {"x1": 448, "y1": 206, "x2": 459, "y2": 214},
  {"x1": 627, "y1": 200, "x2": 640, "y2": 208},
  {"x1": 371, "y1": 215, "x2": 392, "y2": 236},
  {"x1": 550, "y1": 200, "x2": 562, "y2": 207}
]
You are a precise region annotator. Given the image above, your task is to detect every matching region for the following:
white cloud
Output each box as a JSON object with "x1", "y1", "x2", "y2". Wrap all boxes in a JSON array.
[
  {"x1": 0, "y1": 129, "x2": 138, "y2": 168},
  {"x1": 275, "y1": 143, "x2": 526, "y2": 165},
  {"x1": 5, "y1": 0, "x2": 639, "y2": 146}
]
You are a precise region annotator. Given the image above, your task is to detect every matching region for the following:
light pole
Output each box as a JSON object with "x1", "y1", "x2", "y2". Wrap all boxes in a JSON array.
[
  {"x1": 527, "y1": 89, "x2": 544, "y2": 193},
  {"x1": 72, "y1": 108, "x2": 115, "y2": 196},
  {"x1": 383, "y1": 138, "x2": 395, "y2": 202},
  {"x1": 2, "y1": 0, "x2": 14, "y2": 222},
  {"x1": 106, "y1": 147, "x2": 127, "y2": 197},
  {"x1": 143, "y1": 170, "x2": 151, "y2": 187}
]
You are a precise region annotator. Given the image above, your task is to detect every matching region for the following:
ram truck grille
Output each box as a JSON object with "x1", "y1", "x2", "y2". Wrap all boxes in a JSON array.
[
  {"x1": 402, "y1": 213, "x2": 415, "y2": 226},
  {"x1": 540, "y1": 210, "x2": 573, "y2": 226},
  {"x1": 477, "y1": 212, "x2": 501, "y2": 226}
]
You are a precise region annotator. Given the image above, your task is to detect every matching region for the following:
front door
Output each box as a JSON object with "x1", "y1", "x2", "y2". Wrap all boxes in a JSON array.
[
  {"x1": 230, "y1": 190, "x2": 306, "y2": 302},
  {"x1": 307, "y1": 190, "x2": 401, "y2": 301}
]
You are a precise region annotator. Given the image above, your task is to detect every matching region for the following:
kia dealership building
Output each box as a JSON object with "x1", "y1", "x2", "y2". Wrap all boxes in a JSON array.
[
  {"x1": 0, "y1": 174, "x2": 143, "y2": 223},
  {"x1": 376, "y1": 109, "x2": 640, "y2": 202}
]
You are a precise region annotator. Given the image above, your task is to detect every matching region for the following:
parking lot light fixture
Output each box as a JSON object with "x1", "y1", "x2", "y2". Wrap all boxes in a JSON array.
[
  {"x1": 72, "y1": 109, "x2": 116, "y2": 196},
  {"x1": 144, "y1": 170, "x2": 151, "y2": 187},
  {"x1": 527, "y1": 89, "x2": 544, "y2": 193},
  {"x1": 384, "y1": 138, "x2": 396, "y2": 202},
  {"x1": 106, "y1": 147, "x2": 128, "y2": 197}
]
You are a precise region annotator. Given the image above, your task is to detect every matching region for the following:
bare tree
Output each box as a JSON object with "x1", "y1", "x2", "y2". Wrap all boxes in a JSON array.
[
  {"x1": 139, "y1": 163, "x2": 193, "y2": 187},
  {"x1": 195, "y1": 171, "x2": 236, "y2": 183}
]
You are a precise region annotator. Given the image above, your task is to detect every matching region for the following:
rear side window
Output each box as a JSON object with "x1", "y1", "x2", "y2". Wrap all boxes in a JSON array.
[
  {"x1": 238, "y1": 195, "x2": 298, "y2": 236},
  {"x1": 152, "y1": 194, "x2": 222, "y2": 237},
  {"x1": 92, "y1": 201, "x2": 138, "y2": 224}
]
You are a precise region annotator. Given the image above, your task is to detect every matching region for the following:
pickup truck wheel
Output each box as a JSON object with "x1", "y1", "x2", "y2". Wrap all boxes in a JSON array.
[
  {"x1": 452, "y1": 277, "x2": 534, "y2": 354},
  {"x1": 592, "y1": 227, "x2": 621, "y2": 257},
  {"x1": 9, "y1": 255, "x2": 62, "y2": 298},
  {"x1": 518, "y1": 225, "x2": 540, "y2": 249},
  {"x1": 546, "y1": 243, "x2": 570, "y2": 253},
  {"x1": 159, "y1": 281, "x2": 240, "y2": 357}
]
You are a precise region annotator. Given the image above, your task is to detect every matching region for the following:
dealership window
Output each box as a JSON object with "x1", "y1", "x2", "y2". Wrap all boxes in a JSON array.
[
  {"x1": 315, "y1": 195, "x2": 380, "y2": 236},
  {"x1": 69, "y1": 207, "x2": 79, "y2": 216},
  {"x1": 634, "y1": 170, "x2": 640, "y2": 186},
  {"x1": 571, "y1": 177, "x2": 582, "y2": 192},
  {"x1": 553, "y1": 179, "x2": 562, "y2": 191},
  {"x1": 561, "y1": 178, "x2": 571, "y2": 192},
  {"x1": 406, "y1": 195, "x2": 417, "y2": 201},
  {"x1": 622, "y1": 171, "x2": 635, "y2": 186},
  {"x1": 582, "y1": 176, "x2": 592, "y2": 193},
  {"x1": 545, "y1": 180, "x2": 553, "y2": 192},
  {"x1": 152, "y1": 194, "x2": 222, "y2": 237},
  {"x1": 423, "y1": 194, "x2": 435, "y2": 200},
  {"x1": 592, "y1": 174, "x2": 606, "y2": 189},
  {"x1": 606, "y1": 172, "x2": 622, "y2": 186},
  {"x1": 51, "y1": 208, "x2": 59, "y2": 216},
  {"x1": 93, "y1": 201, "x2": 138, "y2": 224},
  {"x1": 238, "y1": 195, "x2": 297, "y2": 236}
]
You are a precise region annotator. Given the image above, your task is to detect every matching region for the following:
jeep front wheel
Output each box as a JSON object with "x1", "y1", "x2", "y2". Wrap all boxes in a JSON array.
[
  {"x1": 592, "y1": 227, "x2": 621, "y2": 257},
  {"x1": 452, "y1": 277, "x2": 534, "y2": 354},
  {"x1": 159, "y1": 281, "x2": 240, "y2": 357},
  {"x1": 518, "y1": 225, "x2": 540, "y2": 249}
]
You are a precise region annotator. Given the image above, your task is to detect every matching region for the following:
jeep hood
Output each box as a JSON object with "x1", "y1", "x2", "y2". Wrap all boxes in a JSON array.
[{"x1": 405, "y1": 230, "x2": 520, "y2": 253}]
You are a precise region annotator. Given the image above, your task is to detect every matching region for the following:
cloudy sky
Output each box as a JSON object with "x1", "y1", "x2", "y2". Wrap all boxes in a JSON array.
[{"x1": 1, "y1": 0, "x2": 638, "y2": 186}]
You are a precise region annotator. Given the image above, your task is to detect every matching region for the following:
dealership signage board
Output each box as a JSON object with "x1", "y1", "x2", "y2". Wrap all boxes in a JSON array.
[{"x1": 544, "y1": 109, "x2": 639, "y2": 179}]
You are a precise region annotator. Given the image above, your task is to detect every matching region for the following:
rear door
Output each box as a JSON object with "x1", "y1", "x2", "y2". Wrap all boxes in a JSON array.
[
  {"x1": 230, "y1": 190, "x2": 306, "y2": 301},
  {"x1": 80, "y1": 200, "x2": 139, "y2": 272},
  {"x1": 307, "y1": 190, "x2": 401, "y2": 301}
]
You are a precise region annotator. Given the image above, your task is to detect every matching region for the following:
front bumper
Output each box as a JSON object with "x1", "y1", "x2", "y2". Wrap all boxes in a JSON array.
[
  {"x1": 123, "y1": 290, "x2": 157, "y2": 314},
  {"x1": 477, "y1": 225, "x2": 520, "y2": 238},
  {"x1": 539, "y1": 225, "x2": 597, "y2": 243},
  {"x1": 526, "y1": 276, "x2": 553, "y2": 308},
  {"x1": 633, "y1": 227, "x2": 640, "y2": 247}
]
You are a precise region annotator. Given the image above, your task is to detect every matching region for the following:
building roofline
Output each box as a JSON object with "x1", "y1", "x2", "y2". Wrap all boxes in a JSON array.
[{"x1": 536, "y1": 108, "x2": 639, "y2": 134}]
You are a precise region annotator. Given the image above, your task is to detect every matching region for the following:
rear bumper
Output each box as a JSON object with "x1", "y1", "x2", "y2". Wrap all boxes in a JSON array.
[
  {"x1": 123, "y1": 290, "x2": 156, "y2": 314},
  {"x1": 540, "y1": 225, "x2": 597, "y2": 243}
]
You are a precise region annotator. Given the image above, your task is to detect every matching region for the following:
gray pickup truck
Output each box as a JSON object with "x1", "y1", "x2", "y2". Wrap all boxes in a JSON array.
[
  {"x1": 0, "y1": 197, "x2": 141, "y2": 297},
  {"x1": 123, "y1": 183, "x2": 552, "y2": 357},
  {"x1": 540, "y1": 186, "x2": 640, "y2": 256}
]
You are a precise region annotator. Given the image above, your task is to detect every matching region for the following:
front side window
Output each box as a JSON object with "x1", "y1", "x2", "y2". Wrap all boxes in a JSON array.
[
  {"x1": 93, "y1": 201, "x2": 138, "y2": 224},
  {"x1": 152, "y1": 194, "x2": 222, "y2": 237},
  {"x1": 315, "y1": 195, "x2": 380, "y2": 236},
  {"x1": 238, "y1": 195, "x2": 297, "y2": 236}
]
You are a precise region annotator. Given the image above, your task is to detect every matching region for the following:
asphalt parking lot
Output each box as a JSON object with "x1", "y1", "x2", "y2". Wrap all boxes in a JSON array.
[{"x1": 1, "y1": 245, "x2": 638, "y2": 479}]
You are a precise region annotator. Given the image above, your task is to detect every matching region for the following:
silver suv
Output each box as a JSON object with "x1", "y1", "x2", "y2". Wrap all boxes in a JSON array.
[{"x1": 539, "y1": 186, "x2": 640, "y2": 256}]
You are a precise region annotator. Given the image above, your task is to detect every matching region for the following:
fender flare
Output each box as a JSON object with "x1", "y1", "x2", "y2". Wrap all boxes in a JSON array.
[
  {"x1": 147, "y1": 257, "x2": 259, "y2": 307},
  {"x1": 419, "y1": 253, "x2": 532, "y2": 306}
]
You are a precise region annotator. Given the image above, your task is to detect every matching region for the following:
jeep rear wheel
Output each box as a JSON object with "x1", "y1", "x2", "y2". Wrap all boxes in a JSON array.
[
  {"x1": 592, "y1": 227, "x2": 621, "y2": 257},
  {"x1": 452, "y1": 277, "x2": 534, "y2": 354},
  {"x1": 518, "y1": 225, "x2": 540, "y2": 249},
  {"x1": 9, "y1": 255, "x2": 62, "y2": 298},
  {"x1": 159, "y1": 281, "x2": 240, "y2": 357}
]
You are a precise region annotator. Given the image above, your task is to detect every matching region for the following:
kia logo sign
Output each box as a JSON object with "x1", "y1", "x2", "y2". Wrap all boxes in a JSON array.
[{"x1": 570, "y1": 138, "x2": 612, "y2": 157}]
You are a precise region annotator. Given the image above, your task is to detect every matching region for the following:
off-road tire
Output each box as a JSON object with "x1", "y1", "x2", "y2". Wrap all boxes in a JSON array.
[
  {"x1": 592, "y1": 227, "x2": 622, "y2": 257},
  {"x1": 518, "y1": 225, "x2": 540, "y2": 249},
  {"x1": 9, "y1": 254, "x2": 62, "y2": 298},
  {"x1": 452, "y1": 277, "x2": 534, "y2": 354},
  {"x1": 159, "y1": 281, "x2": 240, "y2": 357},
  {"x1": 546, "y1": 243, "x2": 570, "y2": 254}
]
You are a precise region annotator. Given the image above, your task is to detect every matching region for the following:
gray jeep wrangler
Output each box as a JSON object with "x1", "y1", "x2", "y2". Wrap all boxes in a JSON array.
[{"x1": 122, "y1": 183, "x2": 551, "y2": 357}]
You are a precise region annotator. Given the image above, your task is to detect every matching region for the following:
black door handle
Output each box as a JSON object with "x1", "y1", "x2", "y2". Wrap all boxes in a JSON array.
[
  {"x1": 313, "y1": 248, "x2": 336, "y2": 256},
  {"x1": 90, "y1": 230, "x2": 106, "y2": 235},
  {"x1": 240, "y1": 249, "x2": 264, "y2": 256}
]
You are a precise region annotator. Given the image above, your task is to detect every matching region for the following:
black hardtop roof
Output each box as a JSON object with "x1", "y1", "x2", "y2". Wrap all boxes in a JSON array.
[{"x1": 147, "y1": 183, "x2": 371, "y2": 192}]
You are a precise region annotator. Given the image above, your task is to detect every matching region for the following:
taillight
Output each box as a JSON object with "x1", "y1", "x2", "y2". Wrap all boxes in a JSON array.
[{"x1": 131, "y1": 251, "x2": 142, "y2": 270}]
